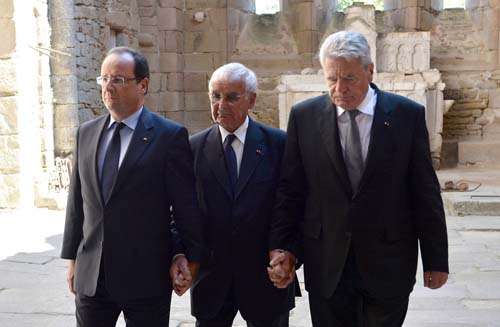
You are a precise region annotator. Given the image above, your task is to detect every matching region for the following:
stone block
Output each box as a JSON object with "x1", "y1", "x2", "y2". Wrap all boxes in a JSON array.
[
  {"x1": 52, "y1": 75, "x2": 79, "y2": 105},
  {"x1": 137, "y1": 0, "x2": 155, "y2": 6},
  {"x1": 0, "y1": 59, "x2": 16, "y2": 96},
  {"x1": 183, "y1": 53, "x2": 213, "y2": 72},
  {"x1": 0, "y1": 173, "x2": 19, "y2": 208},
  {"x1": 185, "y1": 92, "x2": 210, "y2": 110},
  {"x1": 458, "y1": 140, "x2": 500, "y2": 166},
  {"x1": 159, "y1": 0, "x2": 184, "y2": 9},
  {"x1": 185, "y1": 0, "x2": 226, "y2": 10},
  {"x1": 230, "y1": 0, "x2": 254, "y2": 12},
  {"x1": 141, "y1": 16, "x2": 158, "y2": 26},
  {"x1": 160, "y1": 52, "x2": 184, "y2": 72},
  {"x1": 160, "y1": 31, "x2": 183, "y2": 52},
  {"x1": 149, "y1": 73, "x2": 162, "y2": 93},
  {"x1": 54, "y1": 126, "x2": 77, "y2": 153},
  {"x1": 53, "y1": 104, "x2": 79, "y2": 129},
  {"x1": 295, "y1": 2, "x2": 314, "y2": 31},
  {"x1": 144, "y1": 93, "x2": 160, "y2": 112},
  {"x1": 0, "y1": 135, "x2": 19, "y2": 173},
  {"x1": 158, "y1": 8, "x2": 183, "y2": 31},
  {"x1": 161, "y1": 91, "x2": 185, "y2": 110},
  {"x1": 0, "y1": 0, "x2": 13, "y2": 18},
  {"x1": 296, "y1": 31, "x2": 314, "y2": 54},
  {"x1": 453, "y1": 100, "x2": 488, "y2": 111},
  {"x1": 0, "y1": 19, "x2": 15, "y2": 57},
  {"x1": 212, "y1": 52, "x2": 226, "y2": 70},
  {"x1": 184, "y1": 31, "x2": 225, "y2": 53},
  {"x1": 167, "y1": 72, "x2": 184, "y2": 91},
  {"x1": 184, "y1": 72, "x2": 208, "y2": 92},
  {"x1": 105, "y1": 11, "x2": 128, "y2": 30},
  {"x1": 139, "y1": 7, "x2": 155, "y2": 17},
  {"x1": 143, "y1": 52, "x2": 160, "y2": 73},
  {"x1": 163, "y1": 110, "x2": 185, "y2": 124},
  {"x1": 138, "y1": 32, "x2": 155, "y2": 47},
  {"x1": 0, "y1": 96, "x2": 17, "y2": 134}
]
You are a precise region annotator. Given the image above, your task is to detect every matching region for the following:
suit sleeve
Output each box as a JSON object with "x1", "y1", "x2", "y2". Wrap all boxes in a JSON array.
[
  {"x1": 166, "y1": 127, "x2": 205, "y2": 262},
  {"x1": 269, "y1": 108, "x2": 306, "y2": 259},
  {"x1": 409, "y1": 107, "x2": 449, "y2": 273},
  {"x1": 61, "y1": 127, "x2": 84, "y2": 260}
]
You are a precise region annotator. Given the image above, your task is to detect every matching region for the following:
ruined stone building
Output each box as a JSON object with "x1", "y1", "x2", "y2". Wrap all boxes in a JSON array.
[{"x1": 0, "y1": 0, "x2": 499, "y2": 209}]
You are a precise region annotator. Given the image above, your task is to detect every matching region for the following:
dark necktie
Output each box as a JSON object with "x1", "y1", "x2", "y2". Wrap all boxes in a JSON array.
[
  {"x1": 344, "y1": 110, "x2": 364, "y2": 192},
  {"x1": 223, "y1": 134, "x2": 238, "y2": 196},
  {"x1": 101, "y1": 122, "x2": 124, "y2": 202}
]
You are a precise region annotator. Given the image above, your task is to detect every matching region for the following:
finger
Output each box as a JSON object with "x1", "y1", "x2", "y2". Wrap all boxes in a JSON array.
[{"x1": 430, "y1": 273, "x2": 448, "y2": 289}]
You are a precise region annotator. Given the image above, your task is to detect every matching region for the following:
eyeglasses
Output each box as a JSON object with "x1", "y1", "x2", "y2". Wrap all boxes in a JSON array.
[
  {"x1": 209, "y1": 91, "x2": 246, "y2": 104},
  {"x1": 96, "y1": 75, "x2": 138, "y2": 87}
]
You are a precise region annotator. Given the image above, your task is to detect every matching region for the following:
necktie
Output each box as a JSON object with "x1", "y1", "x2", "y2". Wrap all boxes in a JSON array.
[
  {"x1": 344, "y1": 110, "x2": 364, "y2": 192},
  {"x1": 101, "y1": 122, "x2": 124, "y2": 202},
  {"x1": 223, "y1": 134, "x2": 238, "y2": 196}
]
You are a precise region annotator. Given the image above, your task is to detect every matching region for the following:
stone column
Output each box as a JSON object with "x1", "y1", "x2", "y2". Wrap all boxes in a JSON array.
[{"x1": 0, "y1": 0, "x2": 20, "y2": 208}]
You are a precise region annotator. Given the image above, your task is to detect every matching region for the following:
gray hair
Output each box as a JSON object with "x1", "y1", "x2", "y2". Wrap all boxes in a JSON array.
[
  {"x1": 319, "y1": 31, "x2": 372, "y2": 67},
  {"x1": 208, "y1": 63, "x2": 258, "y2": 93}
]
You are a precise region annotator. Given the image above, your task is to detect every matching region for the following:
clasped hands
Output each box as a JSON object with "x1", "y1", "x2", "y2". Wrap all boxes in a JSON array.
[
  {"x1": 267, "y1": 249, "x2": 296, "y2": 288},
  {"x1": 169, "y1": 255, "x2": 199, "y2": 296}
]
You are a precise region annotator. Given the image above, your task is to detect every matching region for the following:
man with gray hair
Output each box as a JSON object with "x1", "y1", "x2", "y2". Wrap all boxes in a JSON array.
[
  {"x1": 269, "y1": 31, "x2": 449, "y2": 326},
  {"x1": 174, "y1": 62, "x2": 297, "y2": 326}
]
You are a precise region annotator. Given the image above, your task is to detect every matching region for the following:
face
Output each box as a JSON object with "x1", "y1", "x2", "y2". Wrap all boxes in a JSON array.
[
  {"x1": 100, "y1": 53, "x2": 148, "y2": 120},
  {"x1": 323, "y1": 56, "x2": 374, "y2": 110},
  {"x1": 209, "y1": 78, "x2": 256, "y2": 133}
]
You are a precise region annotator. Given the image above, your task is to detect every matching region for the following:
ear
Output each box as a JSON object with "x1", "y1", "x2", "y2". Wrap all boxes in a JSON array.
[
  {"x1": 248, "y1": 92, "x2": 257, "y2": 109},
  {"x1": 367, "y1": 63, "x2": 374, "y2": 82},
  {"x1": 139, "y1": 78, "x2": 149, "y2": 95}
]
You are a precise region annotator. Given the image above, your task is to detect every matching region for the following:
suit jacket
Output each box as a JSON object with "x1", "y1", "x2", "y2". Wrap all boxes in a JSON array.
[
  {"x1": 61, "y1": 108, "x2": 204, "y2": 300},
  {"x1": 188, "y1": 118, "x2": 295, "y2": 321},
  {"x1": 270, "y1": 84, "x2": 448, "y2": 300}
]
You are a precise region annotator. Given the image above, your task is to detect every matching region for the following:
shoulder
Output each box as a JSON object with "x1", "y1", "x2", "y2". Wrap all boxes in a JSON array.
[
  {"x1": 292, "y1": 94, "x2": 329, "y2": 113},
  {"x1": 189, "y1": 126, "x2": 213, "y2": 151},
  {"x1": 377, "y1": 88, "x2": 424, "y2": 114}
]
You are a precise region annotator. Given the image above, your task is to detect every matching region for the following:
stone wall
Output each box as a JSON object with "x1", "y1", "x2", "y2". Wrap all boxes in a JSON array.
[{"x1": 0, "y1": 0, "x2": 19, "y2": 208}]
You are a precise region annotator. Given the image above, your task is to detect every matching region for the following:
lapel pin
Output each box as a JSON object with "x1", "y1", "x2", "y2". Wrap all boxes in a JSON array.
[
  {"x1": 256, "y1": 148, "x2": 263, "y2": 156},
  {"x1": 384, "y1": 121, "x2": 390, "y2": 127},
  {"x1": 142, "y1": 137, "x2": 149, "y2": 143}
]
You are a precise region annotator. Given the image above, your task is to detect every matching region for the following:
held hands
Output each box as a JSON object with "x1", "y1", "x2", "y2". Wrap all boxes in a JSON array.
[
  {"x1": 423, "y1": 271, "x2": 448, "y2": 289},
  {"x1": 267, "y1": 249, "x2": 296, "y2": 289},
  {"x1": 169, "y1": 255, "x2": 199, "y2": 296}
]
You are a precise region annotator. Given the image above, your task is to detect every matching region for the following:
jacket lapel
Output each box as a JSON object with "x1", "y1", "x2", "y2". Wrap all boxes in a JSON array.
[
  {"x1": 317, "y1": 95, "x2": 353, "y2": 197},
  {"x1": 109, "y1": 108, "x2": 155, "y2": 201},
  {"x1": 204, "y1": 125, "x2": 233, "y2": 199},
  {"x1": 91, "y1": 115, "x2": 109, "y2": 208},
  {"x1": 356, "y1": 86, "x2": 393, "y2": 195},
  {"x1": 234, "y1": 119, "x2": 265, "y2": 200}
]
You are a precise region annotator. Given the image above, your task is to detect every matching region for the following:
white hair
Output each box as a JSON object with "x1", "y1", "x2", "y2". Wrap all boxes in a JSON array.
[
  {"x1": 319, "y1": 31, "x2": 372, "y2": 67},
  {"x1": 208, "y1": 63, "x2": 258, "y2": 93}
]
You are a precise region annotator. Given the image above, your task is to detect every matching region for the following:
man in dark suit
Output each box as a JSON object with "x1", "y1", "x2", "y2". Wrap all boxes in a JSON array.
[
  {"x1": 269, "y1": 31, "x2": 449, "y2": 326},
  {"x1": 175, "y1": 63, "x2": 295, "y2": 327},
  {"x1": 61, "y1": 47, "x2": 204, "y2": 327}
]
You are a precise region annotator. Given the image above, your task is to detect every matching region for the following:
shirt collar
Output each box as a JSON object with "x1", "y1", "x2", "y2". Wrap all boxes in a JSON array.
[
  {"x1": 108, "y1": 106, "x2": 143, "y2": 131},
  {"x1": 218, "y1": 116, "x2": 249, "y2": 145},
  {"x1": 336, "y1": 86, "x2": 376, "y2": 117}
]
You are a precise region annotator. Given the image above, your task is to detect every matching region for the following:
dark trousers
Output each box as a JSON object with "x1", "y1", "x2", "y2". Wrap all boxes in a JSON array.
[
  {"x1": 75, "y1": 267, "x2": 171, "y2": 327},
  {"x1": 195, "y1": 289, "x2": 289, "y2": 327},
  {"x1": 309, "y1": 249, "x2": 409, "y2": 327}
]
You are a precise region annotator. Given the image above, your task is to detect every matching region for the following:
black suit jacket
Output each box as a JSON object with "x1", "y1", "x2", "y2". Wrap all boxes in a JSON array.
[
  {"x1": 61, "y1": 108, "x2": 204, "y2": 300},
  {"x1": 188, "y1": 119, "x2": 295, "y2": 321},
  {"x1": 270, "y1": 84, "x2": 448, "y2": 300}
]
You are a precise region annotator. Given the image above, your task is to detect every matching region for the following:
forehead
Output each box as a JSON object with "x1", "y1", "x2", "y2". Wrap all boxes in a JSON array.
[
  {"x1": 323, "y1": 57, "x2": 365, "y2": 76},
  {"x1": 101, "y1": 53, "x2": 135, "y2": 75},
  {"x1": 209, "y1": 77, "x2": 246, "y2": 93}
]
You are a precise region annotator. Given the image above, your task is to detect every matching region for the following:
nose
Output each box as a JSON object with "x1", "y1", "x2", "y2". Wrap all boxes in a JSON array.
[{"x1": 335, "y1": 79, "x2": 348, "y2": 93}]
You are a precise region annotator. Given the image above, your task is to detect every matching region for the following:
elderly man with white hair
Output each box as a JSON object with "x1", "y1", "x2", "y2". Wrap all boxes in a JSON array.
[
  {"x1": 172, "y1": 62, "x2": 297, "y2": 327},
  {"x1": 269, "y1": 30, "x2": 449, "y2": 327}
]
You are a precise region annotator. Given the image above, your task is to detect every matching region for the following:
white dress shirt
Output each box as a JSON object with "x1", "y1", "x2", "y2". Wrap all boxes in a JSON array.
[
  {"x1": 336, "y1": 86, "x2": 377, "y2": 163},
  {"x1": 218, "y1": 116, "x2": 249, "y2": 177},
  {"x1": 97, "y1": 107, "x2": 143, "y2": 181}
]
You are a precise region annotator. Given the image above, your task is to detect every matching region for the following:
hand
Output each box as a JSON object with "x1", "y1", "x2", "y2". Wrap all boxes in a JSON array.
[
  {"x1": 267, "y1": 249, "x2": 296, "y2": 289},
  {"x1": 423, "y1": 271, "x2": 448, "y2": 289},
  {"x1": 66, "y1": 260, "x2": 76, "y2": 295},
  {"x1": 169, "y1": 255, "x2": 199, "y2": 296}
]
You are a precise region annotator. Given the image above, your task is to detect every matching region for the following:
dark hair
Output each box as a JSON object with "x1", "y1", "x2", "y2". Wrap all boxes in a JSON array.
[{"x1": 105, "y1": 46, "x2": 150, "y2": 81}]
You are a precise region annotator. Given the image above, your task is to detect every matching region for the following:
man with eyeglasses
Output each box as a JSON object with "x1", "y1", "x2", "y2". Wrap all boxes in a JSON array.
[
  {"x1": 172, "y1": 63, "x2": 297, "y2": 327},
  {"x1": 269, "y1": 31, "x2": 448, "y2": 327},
  {"x1": 61, "y1": 46, "x2": 204, "y2": 327}
]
